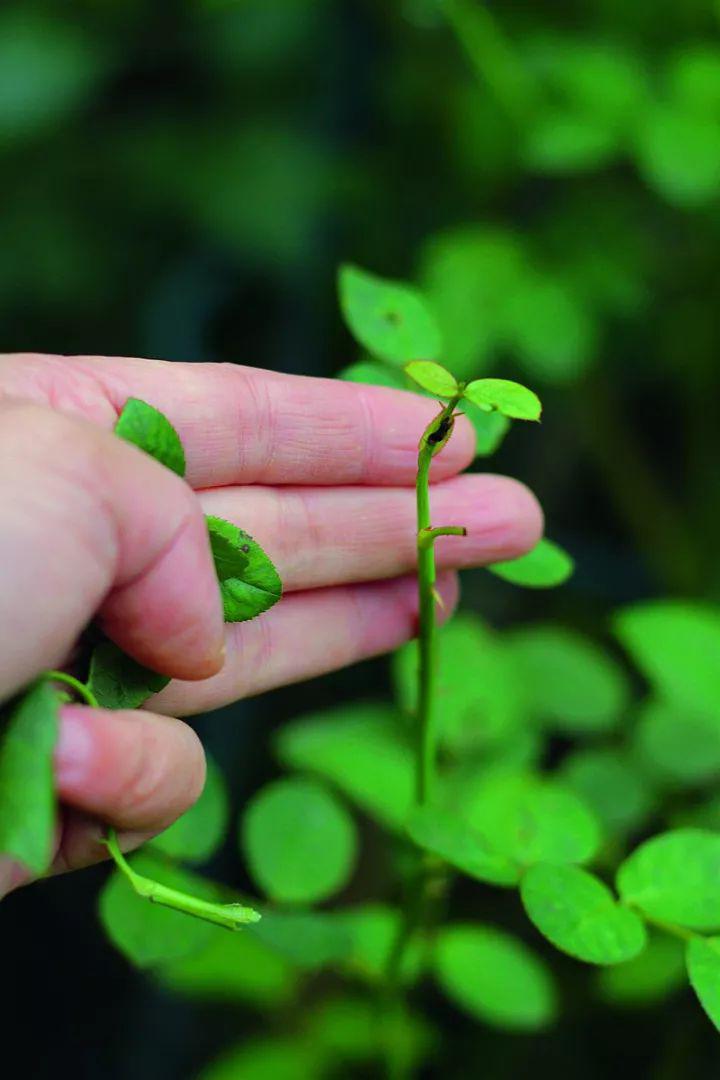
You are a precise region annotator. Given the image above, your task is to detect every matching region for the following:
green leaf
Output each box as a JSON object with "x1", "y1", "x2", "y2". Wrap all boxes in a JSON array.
[
  {"x1": 464, "y1": 771, "x2": 601, "y2": 867},
  {"x1": 249, "y1": 908, "x2": 352, "y2": 971},
  {"x1": 87, "y1": 639, "x2": 170, "y2": 710},
  {"x1": 198, "y1": 1038, "x2": 322, "y2": 1080},
  {"x1": 241, "y1": 777, "x2": 357, "y2": 904},
  {"x1": 306, "y1": 995, "x2": 431, "y2": 1070},
  {"x1": 337, "y1": 903, "x2": 425, "y2": 985},
  {"x1": 635, "y1": 104, "x2": 720, "y2": 207},
  {"x1": 521, "y1": 863, "x2": 646, "y2": 966},
  {"x1": 686, "y1": 936, "x2": 720, "y2": 1031},
  {"x1": 114, "y1": 396, "x2": 186, "y2": 477},
  {"x1": 499, "y1": 274, "x2": 596, "y2": 383},
  {"x1": 0, "y1": 680, "x2": 59, "y2": 874},
  {"x1": 407, "y1": 806, "x2": 520, "y2": 886},
  {"x1": 337, "y1": 360, "x2": 407, "y2": 389},
  {"x1": 338, "y1": 264, "x2": 442, "y2": 366},
  {"x1": 156, "y1": 925, "x2": 297, "y2": 1006},
  {"x1": 462, "y1": 399, "x2": 511, "y2": 456},
  {"x1": 488, "y1": 538, "x2": 574, "y2": 589},
  {"x1": 667, "y1": 47, "x2": 720, "y2": 116},
  {"x1": 150, "y1": 756, "x2": 228, "y2": 864},
  {"x1": 633, "y1": 699, "x2": 720, "y2": 787},
  {"x1": 205, "y1": 515, "x2": 282, "y2": 623},
  {"x1": 274, "y1": 704, "x2": 413, "y2": 831},
  {"x1": 595, "y1": 933, "x2": 686, "y2": 1007},
  {"x1": 404, "y1": 360, "x2": 458, "y2": 397},
  {"x1": 506, "y1": 624, "x2": 629, "y2": 733},
  {"x1": 99, "y1": 851, "x2": 218, "y2": 967},
  {"x1": 434, "y1": 923, "x2": 557, "y2": 1031},
  {"x1": 561, "y1": 749, "x2": 654, "y2": 836},
  {"x1": 617, "y1": 829, "x2": 720, "y2": 931},
  {"x1": 614, "y1": 602, "x2": 720, "y2": 717},
  {"x1": 463, "y1": 377, "x2": 541, "y2": 421},
  {"x1": 524, "y1": 111, "x2": 619, "y2": 173},
  {"x1": 393, "y1": 614, "x2": 524, "y2": 752}
]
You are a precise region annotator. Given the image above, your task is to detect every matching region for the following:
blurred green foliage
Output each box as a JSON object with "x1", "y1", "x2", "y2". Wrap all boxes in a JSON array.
[{"x1": 6, "y1": 0, "x2": 720, "y2": 1077}]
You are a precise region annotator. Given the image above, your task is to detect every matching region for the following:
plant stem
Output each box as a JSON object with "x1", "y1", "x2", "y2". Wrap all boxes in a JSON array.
[
  {"x1": 416, "y1": 396, "x2": 463, "y2": 806},
  {"x1": 45, "y1": 671, "x2": 99, "y2": 709},
  {"x1": 104, "y1": 828, "x2": 261, "y2": 930}
]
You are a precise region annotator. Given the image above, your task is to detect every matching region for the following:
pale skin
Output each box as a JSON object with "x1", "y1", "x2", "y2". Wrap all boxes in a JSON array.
[{"x1": 0, "y1": 352, "x2": 543, "y2": 898}]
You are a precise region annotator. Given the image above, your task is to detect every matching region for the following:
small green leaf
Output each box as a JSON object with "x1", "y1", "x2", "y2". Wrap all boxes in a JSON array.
[
  {"x1": 337, "y1": 360, "x2": 407, "y2": 389},
  {"x1": 488, "y1": 538, "x2": 574, "y2": 589},
  {"x1": 633, "y1": 699, "x2": 720, "y2": 787},
  {"x1": 434, "y1": 923, "x2": 557, "y2": 1031},
  {"x1": 524, "y1": 111, "x2": 619, "y2": 173},
  {"x1": 614, "y1": 602, "x2": 720, "y2": 716},
  {"x1": 561, "y1": 749, "x2": 655, "y2": 836},
  {"x1": 198, "y1": 1038, "x2": 321, "y2": 1080},
  {"x1": 636, "y1": 104, "x2": 720, "y2": 207},
  {"x1": 686, "y1": 936, "x2": 720, "y2": 1031},
  {"x1": 249, "y1": 908, "x2": 353, "y2": 971},
  {"x1": 463, "y1": 377, "x2": 541, "y2": 421},
  {"x1": 507, "y1": 624, "x2": 629, "y2": 733},
  {"x1": 151, "y1": 756, "x2": 228, "y2": 864},
  {"x1": 465, "y1": 771, "x2": 601, "y2": 867},
  {"x1": 88, "y1": 639, "x2": 169, "y2": 710},
  {"x1": 205, "y1": 515, "x2": 282, "y2": 623},
  {"x1": 115, "y1": 397, "x2": 186, "y2": 477},
  {"x1": 404, "y1": 360, "x2": 458, "y2": 398},
  {"x1": 156, "y1": 926, "x2": 297, "y2": 1006},
  {"x1": 0, "y1": 680, "x2": 59, "y2": 874},
  {"x1": 338, "y1": 264, "x2": 442, "y2": 366},
  {"x1": 274, "y1": 704, "x2": 413, "y2": 831},
  {"x1": 596, "y1": 933, "x2": 686, "y2": 1007},
  {"x1": 617, "y1": 829, "x2": 720, "y2": 931},
  {"x1": 521, "y1": 863, "x2": 646, "y2": 966},
  {"x1": 99, "y1": 851, "x2": 218, "y2": 967},
  {"x1": 407, "y1": 805, "x2": 519, "y2": 886},
  {"x1": 306, "y1": 995, "x2": 430, "y2": 1070},
  {"x1": 337, "y1": 903, "x2": 425, "y2": 985},
  {"x1": 241, "y1": 777, "x2": 357, "y2": 904}
]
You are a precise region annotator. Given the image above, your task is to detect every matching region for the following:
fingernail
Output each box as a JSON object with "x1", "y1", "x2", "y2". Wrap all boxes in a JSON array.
[{"x1": 55, "y1": 708, "x2": 95, "y2": 788}]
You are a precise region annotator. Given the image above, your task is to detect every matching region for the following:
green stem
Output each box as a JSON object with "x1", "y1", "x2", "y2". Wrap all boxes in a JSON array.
[
  {"x1": 104, "y1": 828, "x2": 261, "y2": 931},
  {"x1": 416, "y1": 397, "x2": 463, "y2": 806},
  {"x1": 45, "y1": 671, "x2": 99, "y2": 709}
]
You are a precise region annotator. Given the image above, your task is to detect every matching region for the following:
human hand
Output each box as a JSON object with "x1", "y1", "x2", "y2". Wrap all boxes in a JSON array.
[{"x1": 0, "y1": 352, "x2": 542, "y2": 893}]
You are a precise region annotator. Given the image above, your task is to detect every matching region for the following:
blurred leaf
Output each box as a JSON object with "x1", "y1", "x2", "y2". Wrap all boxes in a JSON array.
[
  {"x1": 99, "y1": 852, "x2": 218, "y2": 967},
  {"x1": 667, "y1": 47, "x2": 720, "y2": 116},
  {"x1": 464, "y1": 771, "x2": 601, "y2": 866},
  {"x1": 614, "y1": 602, "x2": 720, "y2": 717},
  {"x1": 463, "y1": 377, "x2": 541, "y2": 421},
  {"x1": 114, "y1": 397, "x2": 186, "y2": 477},
  {"x1": 393, "y1": 615, "x2": 524, "y2": 752},
  {"x1": 306, "y1": 995, "x2": 432, "y2": 1070},
  {"x1": 0, "y1": 12, "x2": 108, "y2": 144},
  {"x1": 337, "y1": 360, "x2": 407, "y2": 389},
  {"x1": 241, "y1": 777, "x2": 357, "y2": 904},
  {"x1": 87, "y1": 640, "x2": 170, "y2": 710},
  {"x1": 617, "y1": 829, "x2": 720, "y2": 931},
  {"x1": 686, "y1": 937, "x2": 720, "y2": 1032},
  {"x1": 595, "y1": 933, "x2": 686, "y2": 1007},
  {"x1": 0, "y1": 680, "x2": 58, "y2": 874},
  {"x1": 274, "y1": 704, "x2": 413, "y2": 831},
  {"x1": 338, "y1": 264, "x2": 442, "y2": 366},
  {"x1": 461, "y1": 399, "x2": 511, "y2": 456},
  {"x1": 156, "y1": 924, "x2": 297, "y2": 1005},
  {"x1": 405, "y1": 360, "x2": 459, "y2": 396},
  {"x1": 420, "y1": 226, "x2": 526, "y2": 378},
  {"x1": 500, "y1": 273, "x2": 597, "y2": 383},
  {"x1": 524, "y1": 112, "x2": 619, "y2": 173},
  {"x1": 205, "y1": 516, "x2": 282, "y2": 623},
  {"x1": 635, "y1": 104, "x2": 720, "y2": 206},
  {"x1": 198, "y1": 1037, "x2": 322, "y2": 1080},
  {"x1": 150, "y1": 756, "x2": 228, "y2": 864},
  {"x1": 633, "y1": 699, "x2": 720, "y2": 787},
  {"x1": 561, "y1": 748, "x2": 655, "y2": 835},
  {"x1": 521, "y1": 863, "x2": 646, "y2": 965},
  {"x1": 407, "y1": 805, "x2": 520, "y2": 886},
  {"x1": 336, "y1": 904, "x2": 425, "y2": 985},
  {"x1": 506, "y1": 624, "x2": 629, "y2": 733},
  {"x1": 434, "y1": 923, "x2": 557, "y2": 1030},
  {"x1": 249, "y1": 909, "x2": 352, "y2": 971},
  {"x1": 488, "y1": 538, "x2": 574, "y2": 589}
]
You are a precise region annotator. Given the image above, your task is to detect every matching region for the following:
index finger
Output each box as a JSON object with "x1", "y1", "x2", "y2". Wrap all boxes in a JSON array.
[{"x1": 0, "y1": 353, "x2": 475, "y2": 489}]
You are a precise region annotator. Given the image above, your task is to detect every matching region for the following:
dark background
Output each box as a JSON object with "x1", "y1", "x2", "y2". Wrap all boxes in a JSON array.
[{"x1": 2, "y1": 1, "x2": 720, "y2": 1076}]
